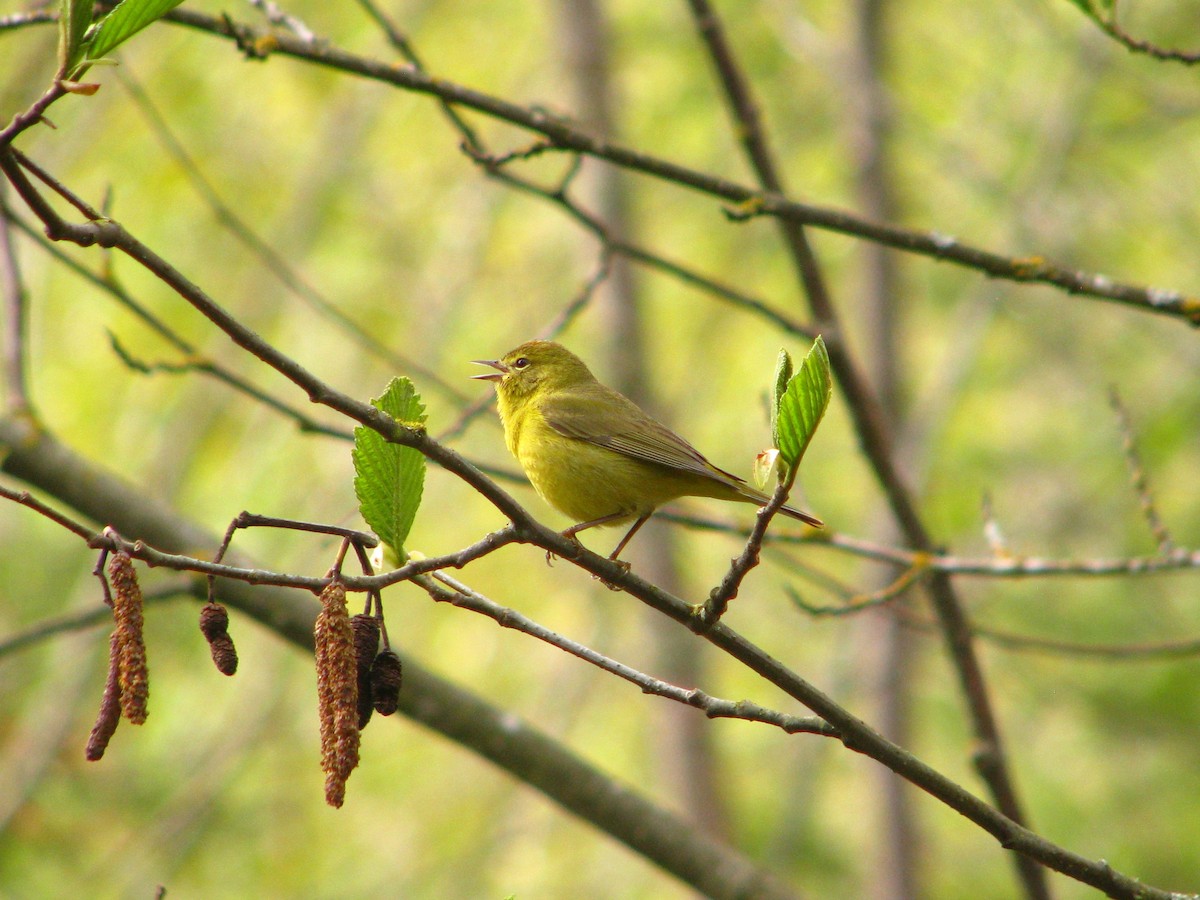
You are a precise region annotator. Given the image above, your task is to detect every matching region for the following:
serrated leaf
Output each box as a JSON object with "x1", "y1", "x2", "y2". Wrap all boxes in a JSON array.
[
  {"x1": 770, "y1": 347, "x2": 793, "y2": 449},
  {"x1": 775, "y1": 336, "x2": 831, "y2": 471},
  {"x1": 352, "y1": 378, "x2": 426, "y2": 558},
  {"x1": 58, "y1": 0, "x2": 95, "y2": 73},
  {"x1": 83, "y1": 0, "x2": 186, "y2": 62}
]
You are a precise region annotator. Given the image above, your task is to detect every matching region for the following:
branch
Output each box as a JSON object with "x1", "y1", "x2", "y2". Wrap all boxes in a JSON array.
[
  {"x1": 112, "y1": 66, "x2": 469, "y2": 405},
  {"x1": 700, "y1": 473, "x2": 796, "y2": 625},
  {"x1": 933, "y1": 618, "x2": 1200, "y2": 662},
  {"x1": 0, "y1": 69, "x2": 1184, "y2": 900},
  {"x1": 1109, "y1": 386, "x2": 1173, "y2": 553},
  {"x1": 682, "y1": 4, "x2": 1044, "y2": 896},
  {"x1": 0, "y1": 81, "x2": 66, "y2": 148},
  {"x1": 0, "y1": 583, "x2": 190, "y2": 659},
  {"x1": 1079, "y1": 0, "x2": 1200, "y2": 64},
  {"x1": 0, "y1": 423, "x2": 797, "y2": 900},
  {"x1": 817, "y1": 530, "x2": 1200, "y2": 578},
  {"x1": 0, "y1": 184, "x2": 31, "y2": 413},
  {"x1": 416, "y1": 569, "x2": 836, "y2": 737},
  {"x1": 0, "y1": 356, "x2": 1176, "y2": 898},
  {"x1": 138, "y1": 6, "x2": 1200, "y2": 327},
  {"x1": 0, "y1": 420, "x2": 1180, "y2": 898}
]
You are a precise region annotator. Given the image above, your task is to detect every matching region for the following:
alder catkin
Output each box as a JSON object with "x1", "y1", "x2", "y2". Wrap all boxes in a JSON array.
[
  {"x1": 108, "y1": 552, "x2": 149, "y2": 725},
  {"x1": 85, "y1": 631, "x2": 123, "y2": 761},
  {"x1": 314, "y1": 581, "x2": 359, "y2": 808}
]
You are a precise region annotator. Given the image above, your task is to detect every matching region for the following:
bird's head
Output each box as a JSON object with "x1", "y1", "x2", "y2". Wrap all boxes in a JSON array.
[{"x1": 472, "y1": 340, "x2": 596, "y2": 405}]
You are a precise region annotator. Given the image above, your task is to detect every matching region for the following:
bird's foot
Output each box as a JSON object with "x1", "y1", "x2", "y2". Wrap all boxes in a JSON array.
[
  {"x1": 594, "y1": 557, "x2": 631, "y2": 591},
  {"x1": 554, "y1": 530, "x2": 585, "y2": 560}
]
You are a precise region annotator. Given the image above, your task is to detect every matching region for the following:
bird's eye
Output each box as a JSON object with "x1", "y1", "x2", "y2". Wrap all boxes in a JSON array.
[{"x1": 513, "y1": 357, "x2": 530, "y2": 369}]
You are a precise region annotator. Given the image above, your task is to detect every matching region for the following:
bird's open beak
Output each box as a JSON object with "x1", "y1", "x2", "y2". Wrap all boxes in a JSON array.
[{"x1": 471, "y1": 359, "x2": 508, "y2": 382}]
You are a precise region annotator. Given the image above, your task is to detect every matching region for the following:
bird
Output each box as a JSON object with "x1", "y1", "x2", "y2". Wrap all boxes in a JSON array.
[{"x1": 472, "y1": 340, "x2": 821, "y2": 562}]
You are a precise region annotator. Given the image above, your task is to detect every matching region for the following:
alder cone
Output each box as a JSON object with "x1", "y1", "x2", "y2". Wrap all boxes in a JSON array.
[{"x1": 370, "y1": 651, "x2": 403, "y2": 716}]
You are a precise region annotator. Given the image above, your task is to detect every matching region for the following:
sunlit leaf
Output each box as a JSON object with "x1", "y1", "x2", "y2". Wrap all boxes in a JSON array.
[
  {"x1": 83, "y1": 0, "x2": 187, "y2": 62},
  {"x1": 770, "y1": 346, "x2": 793, "y2": 451},
  {"x1": 58, "y1": 0, "x2": 95, "y2": 73},
  {"x1": 775, "y1": 335, "x2": 831, "y2": 471},
  {"x1": 352, "y1": 378, "x2": 426, "y2": 559}
]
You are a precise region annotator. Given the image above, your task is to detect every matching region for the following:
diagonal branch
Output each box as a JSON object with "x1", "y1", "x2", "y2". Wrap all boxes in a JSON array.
[
  {"x1": 132, "y1": 7, "x2": 1200, "y2": 328},
  {"x1": 0, "y1": 89, "x2": 1181, "y2": 900},
  {"x1": 681, "y1": 3, "x2": 1048, "y2": 898},
  {"x1": 0, "y1": 426, "x2": 799, "y2": 900}
]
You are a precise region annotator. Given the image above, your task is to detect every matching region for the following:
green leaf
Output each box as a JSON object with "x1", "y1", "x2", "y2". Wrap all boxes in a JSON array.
[
  {"x1": 770, "y1": 347, "x2": 793, "y2": 450},
  {"x1": 352, "y1": 378, "x2": 426, "y2": 559},
  {"x1": 82, "y1": 0, "x2": 187, "y2": 62},
  {"x1": 1062, "y1": 0, "x2": 1102, "y2": 21},
  {"x1": 58, "y1": 0, "x2": 95, "y2": 74},
  {"x1": 775, "y1": 335, "x2": 831, "y2": 471}
]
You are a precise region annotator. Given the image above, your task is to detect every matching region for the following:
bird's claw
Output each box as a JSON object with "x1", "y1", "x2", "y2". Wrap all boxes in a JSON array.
[{"x1": 594, "y1": 557, "x2": 631, "y2": 590}]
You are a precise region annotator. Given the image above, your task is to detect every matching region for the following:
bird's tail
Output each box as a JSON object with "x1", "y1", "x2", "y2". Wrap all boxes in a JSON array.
[
  {"x1": 777, "y1": 502, "x2": 823, "y2": 529},
  {"x1": 732, "y1": 481, "x2": 823, "y2": 528}
]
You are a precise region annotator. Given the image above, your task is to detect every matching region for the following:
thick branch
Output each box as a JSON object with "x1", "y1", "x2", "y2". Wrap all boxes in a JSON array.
[
  {"x1": 145, "y1": 7, "x2": 1200, "y2": 327},
  {"x1": 0, "y1": 416, "x2": 800, "y2": 900},
  {"x1": 0, "y1": 147, "x2": 1178, "y2": 893},
  {"x1": 682, "y1": 4, "x2": 1047, "y2": 897}
]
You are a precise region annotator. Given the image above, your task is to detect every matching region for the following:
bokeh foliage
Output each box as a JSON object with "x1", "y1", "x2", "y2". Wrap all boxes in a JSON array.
[{"x1": 1, "y1": 0, "x2": 1199, "y2": 897}]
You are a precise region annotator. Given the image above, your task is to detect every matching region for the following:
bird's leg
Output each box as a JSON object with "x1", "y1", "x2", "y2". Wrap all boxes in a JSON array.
[
  {"x1": 562, "y1": 511, "x2": 631, "y2": 544},
  {"x1": 565, "y1": 513, "x2": 649, "y2": 588},
  {"x1": 546, "y1": 511, "x2": 631, "y2": 565},
  {"x1": 606, "y1": 514, "x2": 651, "y2": 568}
]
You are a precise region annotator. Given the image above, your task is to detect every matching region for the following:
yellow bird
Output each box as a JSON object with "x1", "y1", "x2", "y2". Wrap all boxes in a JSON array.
[{"x1": 473, "y1": 340, "x2": 822, "y2": 561}]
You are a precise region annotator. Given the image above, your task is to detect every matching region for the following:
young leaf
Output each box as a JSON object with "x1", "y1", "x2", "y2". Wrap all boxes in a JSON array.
[
  {"x1": 770, "y1": 347, "x2": 793, "y2": 450},
  {"x1": 82, "y1": 0, "x2": 187, "y2": 62},
  {"x1": 775, "y1": 335, "x2": 831, "y2": 471},
  {"x1": 1062, "y1": 0, "x2": 1103, "y2": 20},
  {"x1": 352, "y1": 378, "x2": 426, "y2": 558},
  {"x1": 58, "y1": 0, "x2": 95, "y2": 74}
]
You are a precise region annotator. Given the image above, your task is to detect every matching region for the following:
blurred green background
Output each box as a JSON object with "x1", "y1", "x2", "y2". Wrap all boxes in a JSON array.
[{"x1": 1, "y1": 0, "x2": 1199, "y2": 897}]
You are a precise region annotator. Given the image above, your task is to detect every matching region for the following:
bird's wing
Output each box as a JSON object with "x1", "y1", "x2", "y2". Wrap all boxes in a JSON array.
[{"x1": 540, "y1": 389, "x2": 745, "y2": 485}]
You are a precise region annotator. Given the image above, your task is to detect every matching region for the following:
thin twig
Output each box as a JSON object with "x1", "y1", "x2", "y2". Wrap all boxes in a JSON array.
[
  {"x1": 683, "y1": 5, "x2": 1045, "y2": 896},
  {"x1": 107, "y1": 332, "x2": 353, "y2": 440},
  {"x1": 114, "y1": 67, "x2": 468, "y2": 404},
  {"x1": 1081, "y1": 0, "x2": 1200, "y2": 64},
  {"x1": 0, "y1": 184, "x2": 31, "y2": 412},
  {"x1": 0, "y1": 484, "x2": 95, "y2": 539},
  {"x1": 246, "y1": 0, "x2": 316, "y2": 43},
  {"x1": 667, "y1": 510, "x2": 1200, "y2": 578},
  {"x1": 420, "y1": 569, "x2": 837, "y2": 737},
  {"x1": 699, "y1": 473, "x2": 796, "y2": 626},
  {"x1": 788, "y1": 562, "x2": 927, "y2": 617},
  {"x1": 142, "y1": 6, "x2": 1200, "y2": 328},
  {"x1": 963, "y1": 623, "x2": 1200, "y2": 661},
  {"x1": 1109, "y1": 386, "x2": 1173, "y2": 553},
  {"x1": 0, "y1": 81, "x2": 66, "y2": 148},
  {"x1": 0, "y1": 44, "x2": 1183, "y2": 897},
  {"x1": 0, "y1": 583, "x2": 190, "y2": 659}
]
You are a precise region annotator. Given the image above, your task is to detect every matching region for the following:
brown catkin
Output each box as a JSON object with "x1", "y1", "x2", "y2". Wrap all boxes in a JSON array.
[
  {"x1": 370, "y1": 650, "x2": 403, "y2": 716},
  {"x1": 314, "y1": 581, "x2": 359, "y2": 808},
  {"x1": 108, "y1": 552, "x2": 148, "y2": 725},
  {"x1": 85, "y1": 631, "x2": 123, "y2": 760},
  {"x1": 199, "y1": 602, "x2": 238, "y2": 675},
  {"x1": 351, "y1": 615, "x2": 380, "y2": 730}
]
